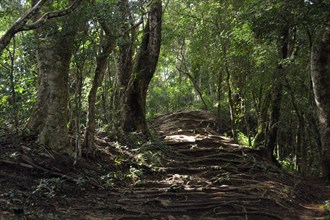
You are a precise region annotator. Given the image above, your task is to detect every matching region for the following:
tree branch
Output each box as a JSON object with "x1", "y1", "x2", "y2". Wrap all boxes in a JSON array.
[
  {"x1": 22, "y1": 0, "x2": 84, "y2": 30},
  {"x1": 0, "y1": 0, "x2": 83, "y2": 54}
]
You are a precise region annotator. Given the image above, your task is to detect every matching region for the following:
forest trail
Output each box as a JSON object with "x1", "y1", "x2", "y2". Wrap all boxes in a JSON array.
[
  {"x1": 100, "y1": 110, "x2": 328, "y2": 219},
  {"x1": 0, "y1": 110, "x2": 329, "y2": 219}
]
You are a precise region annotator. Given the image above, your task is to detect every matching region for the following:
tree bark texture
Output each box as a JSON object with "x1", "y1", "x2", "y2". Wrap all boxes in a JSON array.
[
  {"x1": 28, "y1": 3, "x2": 84, "y2": 155},
  {"x1": 119, "y1": 0, "x2": 162, "y2": 135},
  {"x1": 311, "y1": 18, "x2": 330, "y2": 179}
]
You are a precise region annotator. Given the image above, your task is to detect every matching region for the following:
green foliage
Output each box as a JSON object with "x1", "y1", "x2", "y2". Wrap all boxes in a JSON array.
[
  {"x1": 100, "y1": 173, "x2": 117, "y2": 187},
  {"x1": 127, "y1": 166, "x2": 143, "y2": 184},
  {"x1": 278, "y1": 157, "x2": 295, "y2": 173},
  {"x1": 0, "y1": 32, "x2": 37, "y2": 129},
  {"x1": 100, "y1": 167, "x2": 144, "y2": 187},
  {"x1": 147, "y1": 72, "x2": 195, "y2": 117},
  {"x1": 237, "y1": 132, "x2": 253, "y2": 147}
]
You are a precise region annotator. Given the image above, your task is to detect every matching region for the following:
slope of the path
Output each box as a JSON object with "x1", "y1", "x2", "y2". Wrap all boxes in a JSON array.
[{"x1": 104, "y1": 110, "x2": 327, "y2": 220}]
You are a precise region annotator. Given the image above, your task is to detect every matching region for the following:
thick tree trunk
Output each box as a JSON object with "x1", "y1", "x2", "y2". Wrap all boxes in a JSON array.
[
  {"x1": 311, "y1": 18, "x2": 330, "y2": 179},
  {"x1": 119, "y1": 0, "x2": 162, "y2": 135},
  {"x1": 38, "y1": 42, "x2": 71, "y2": 153},
  {"x1": 28, "y1": 39, "x2": 51, "y2": 134},
  {"x1": 28, "y1": 3, "x2": 83, "y2": 155}
]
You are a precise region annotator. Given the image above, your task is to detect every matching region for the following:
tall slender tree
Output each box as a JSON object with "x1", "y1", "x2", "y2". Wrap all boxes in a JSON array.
[{"x1": 84, "y1": 21, "x2": 115, "y2": 152}]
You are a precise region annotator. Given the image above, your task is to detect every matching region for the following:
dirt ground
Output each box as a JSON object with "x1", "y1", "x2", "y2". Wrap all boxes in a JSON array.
[{"x1": 0, "y1": 110, "x2": 329, "y2": 219}]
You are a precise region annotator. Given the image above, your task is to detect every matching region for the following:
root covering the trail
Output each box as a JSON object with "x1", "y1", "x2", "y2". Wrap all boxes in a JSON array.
[
  {"x1": 112, "y1": 110, "x2": 328, "y2": 219},
  {"x1": 0, "y1": 110, "x2": 329, "y2": 219}
]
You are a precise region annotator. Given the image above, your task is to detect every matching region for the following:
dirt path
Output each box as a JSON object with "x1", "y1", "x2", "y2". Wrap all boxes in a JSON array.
[{"x1": 0, "y1": 110, "x2": 329, "y2": 219}]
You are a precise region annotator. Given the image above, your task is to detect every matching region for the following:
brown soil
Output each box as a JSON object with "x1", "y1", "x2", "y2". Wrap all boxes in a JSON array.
[{"x1": 0, "y1": 110, "x2": 329, "y2": 219}]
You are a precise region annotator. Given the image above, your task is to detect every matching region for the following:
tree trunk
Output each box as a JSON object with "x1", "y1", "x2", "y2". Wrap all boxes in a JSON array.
[
  {"x1": 38, "y1": 41, "x2": 71, "y2": 154},
  {"x1": 253, "y1": 89, "x2": 271, "y2": 147},
  {"x1": 119, "y1": 0, "x2": 162, "y2": 135},
  {"x1": 8, "y1": 38, "x2": 18, "y2": 133},
  {"x1": 286, "y1": 78, "x2": 307, "y2": 175},
  {"x1": 264, "y1": 28, "x2": 289, "y2": 162},
  {"x1": 223, "y1": 45, "x2": 237, "y2": 142},
  {"x1": 28, "y1": 36, "x2": 50, "y2": 134},
  {"x1": 74, "y1": 66, "x2": 83, "y2": 161},
  {"x1": 311, "y1": 18, "x2": 330, "y2": 179},
  {"x1": 111, "y1": 0, "x2": 134, "y2": 134},
  {"x1": 264, "y1": 70, "x2": 283, "y2": 160},
  {"x1": 28, "y1": 3, "x2": 84, "y2": 155},
  {"x1": 83, "y1": 26, "x2": 114, "y2": 152},
  {"x1": 217, "y1": 70, "x2": 223, "y2": 128}
]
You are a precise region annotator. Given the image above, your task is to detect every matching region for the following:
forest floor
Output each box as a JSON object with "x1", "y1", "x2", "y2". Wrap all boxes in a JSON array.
[{"x1": 0, "y1": 110, "x2": 330, "y2": 219}]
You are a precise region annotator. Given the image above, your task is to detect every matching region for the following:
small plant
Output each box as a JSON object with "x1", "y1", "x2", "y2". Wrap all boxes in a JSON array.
[
  {"x1": 237, "y1": 132, "x2": 254, "y2": 147},
  {"x1": 100, "y1": 173, "x2": 115, "y2": 187},
  {"x1": 100, "y1": 172, "x2": 127, "y2": 187},
  {"x1": 32, "y1": 178, "x2": 64, "y2": 199},
  {"x1": 127, "y1": 166, "x2": 143, "y2": 184},
  {"x1": 278, "y1": 157, "x2": 294, "y2": 172},
  {"x1": 76, "y1": 177, "x2": 86, "y2": 185}
]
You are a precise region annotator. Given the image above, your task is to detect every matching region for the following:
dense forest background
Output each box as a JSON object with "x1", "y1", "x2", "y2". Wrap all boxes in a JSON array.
[{"x1": 1, "y1": 0, "x2": 330, "y2": 180}]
